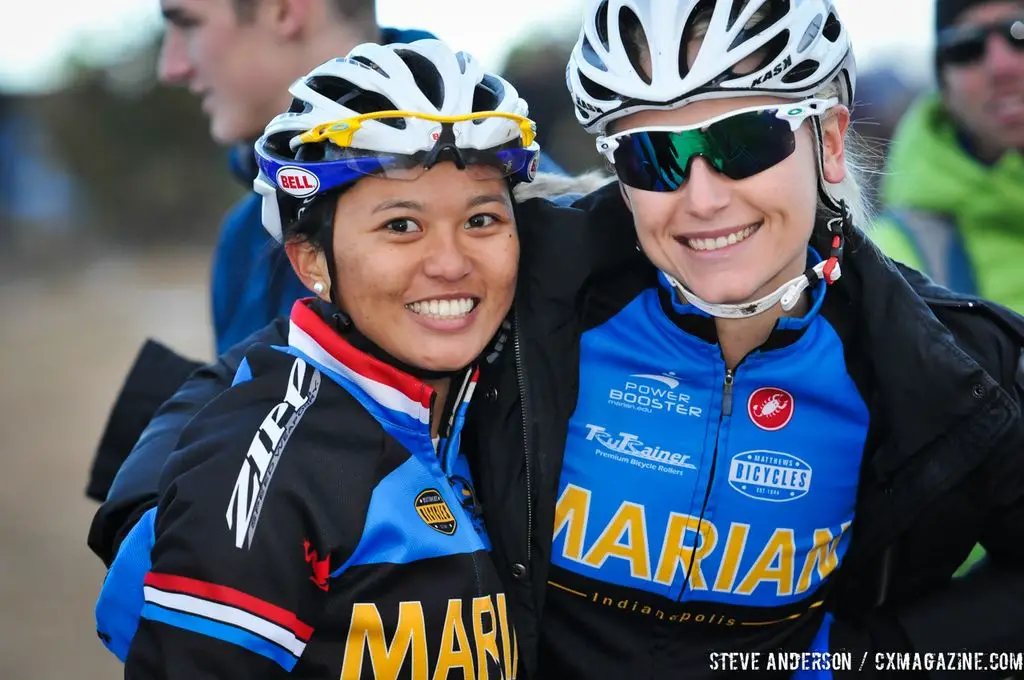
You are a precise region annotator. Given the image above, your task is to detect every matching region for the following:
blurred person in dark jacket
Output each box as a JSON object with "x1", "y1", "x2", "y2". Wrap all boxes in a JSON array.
[
  {"x1": 872, "y1": 0, "x2": 1024, "y2": 313},
  {"x1": 85, "y1": 0, "x2": 565, "y2": 503}
]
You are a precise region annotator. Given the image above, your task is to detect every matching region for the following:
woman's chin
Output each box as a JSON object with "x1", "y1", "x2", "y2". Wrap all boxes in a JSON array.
[
  {"x1": 680, "y1": 280, "x2": 762, "y2": 307},
  {"x1": 401, "y1": 347, "x2": 478, "y2": 375}
]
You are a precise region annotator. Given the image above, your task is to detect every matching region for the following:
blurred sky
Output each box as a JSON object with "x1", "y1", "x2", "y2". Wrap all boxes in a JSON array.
[{"x1": 0, "y1": 0, "x2": 936, "y2": 94}]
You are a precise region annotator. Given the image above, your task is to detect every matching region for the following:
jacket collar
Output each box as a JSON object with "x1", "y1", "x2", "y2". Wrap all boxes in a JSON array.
[{"x1": 286, "y1": 298, "x2": 478, "y2": 434}]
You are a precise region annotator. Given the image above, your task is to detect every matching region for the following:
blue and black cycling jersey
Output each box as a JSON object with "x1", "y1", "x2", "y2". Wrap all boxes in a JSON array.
[
  {"x1": 540, "y1": 249, "x2": 874, "y2": 678},
  {"x1": 95, "y1": 299, "x2": 517, "y2": 679}
]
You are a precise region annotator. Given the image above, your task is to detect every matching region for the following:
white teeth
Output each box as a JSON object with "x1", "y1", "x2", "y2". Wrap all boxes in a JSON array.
[
  {"x1": 684, "y1": 224, "x2": 759, "y2": 252},
  {"x1": 406, "y1": 298, "x2": 477, "y2": 319},
  {"x1": 992, "y1": 97, "x2": 1024, "y2": 117}
]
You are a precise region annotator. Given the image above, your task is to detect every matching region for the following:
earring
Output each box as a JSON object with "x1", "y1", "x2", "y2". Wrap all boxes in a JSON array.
[{"x1": 313, "y1": 281, "x2": 326, "y2": 295}]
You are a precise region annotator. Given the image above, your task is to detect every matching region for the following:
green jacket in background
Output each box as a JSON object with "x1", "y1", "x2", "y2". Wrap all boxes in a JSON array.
[{"x1": 870, "y1": 93, "x2": 1024, "y2": 314}]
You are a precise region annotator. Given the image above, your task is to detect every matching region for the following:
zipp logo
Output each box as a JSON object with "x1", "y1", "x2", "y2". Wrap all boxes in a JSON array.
[{"x1": 226, "y1": 357, "x2": 320, "y2": 549}]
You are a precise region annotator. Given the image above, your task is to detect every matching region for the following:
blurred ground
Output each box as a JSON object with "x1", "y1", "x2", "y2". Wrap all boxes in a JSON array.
[{"x1": 0, "y1": 249, "x2": 213, "y2": 680}]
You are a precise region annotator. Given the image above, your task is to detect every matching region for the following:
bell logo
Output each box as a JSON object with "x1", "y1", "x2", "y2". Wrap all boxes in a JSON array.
[
  {"x1": 527, "y1": 153, "x2": 539, "y2": 181},
  {"x1": 276, "y1": 166, "x2": 319, "y2": 197}
]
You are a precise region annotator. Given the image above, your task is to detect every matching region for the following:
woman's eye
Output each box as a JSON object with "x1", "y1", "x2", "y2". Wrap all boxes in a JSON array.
[
  {"x1": 467, "y1": 214, "x2": 499, "y2": 229},
  {"x1": 386, "y1": 218, "x2": 422, "y2": 234}
]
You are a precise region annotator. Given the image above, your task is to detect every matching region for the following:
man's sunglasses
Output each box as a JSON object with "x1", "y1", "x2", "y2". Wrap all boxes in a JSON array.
[
  {"x1": 595, "y1": 98, "x2": 837, "y2": 193},
  {"x1": 938, "y1": 18, "x2": 1024, "y2": 66}
]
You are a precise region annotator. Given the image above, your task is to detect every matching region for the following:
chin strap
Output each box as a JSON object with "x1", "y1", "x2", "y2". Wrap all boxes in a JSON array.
[{"x1": 664, "y1": 202, "x2": 848, "y2": 320}]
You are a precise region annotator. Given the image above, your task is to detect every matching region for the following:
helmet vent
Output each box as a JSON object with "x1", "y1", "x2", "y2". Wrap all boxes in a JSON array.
[
  {"x1": 680, "y1": 2, "x2": 715, "y2": 78},
  {"x1": 287, "y1": 97, "x2": 311, "y2": 114},
  {"x1": 619, "y1": 6, "x2": 652, "y2": 85},
  {"x1": 349, "y1": 56, "x2": 389, "y2": 78},
  {"x1": 727, "y1": 0, "x2": 755, "y2": 31},
  {"x1": 822, "y1": 11, "x2": 841, "y2": 41},
  {"x1": 578, "y1": 72, "x2": 618, "y2": 102},
  {"x1": 473, "y1": 75, "x2": 504, "y2": 118},
  {"x1": 728, "y1": 0, "x2": 788, "y2": 51},
  {"x1": 394, "y1": 49, "x2": 446, "y2": 109},
  {"x1": 595, "y1": 0, "x2": 611, "y2": 51},
  {"x1": 782, "y1": 59, "x2": 820, "y2": 83},
  {"x1": 581, "y1": 36, "x2": 609, "y2": 72}
]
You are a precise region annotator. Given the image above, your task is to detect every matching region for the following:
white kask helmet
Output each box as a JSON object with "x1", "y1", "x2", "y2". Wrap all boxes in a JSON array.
[
  {"x1": 566, "y1": 0, "x2": 857, "y2": 135},
  {"x1": 254, "y1": 39, "x2": 540, "y2": 243}
]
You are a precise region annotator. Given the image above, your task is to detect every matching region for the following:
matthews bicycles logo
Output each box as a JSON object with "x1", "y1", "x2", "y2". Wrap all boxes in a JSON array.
[
  {"x1": 607, "y1": 372, "x2": 703, "y2": 418},
  {"x1": 584, "y1": 423, "x2": 697, "y2": 476},
  {"x1": 415, "y1": 489, "x2": 457, "y2": 535},
  {"x1": 728, "y1": 450, "x2": 812, "y2": 502},
  {"x1": 226, "y1": 357, "x2": 321, "y2": 549}
]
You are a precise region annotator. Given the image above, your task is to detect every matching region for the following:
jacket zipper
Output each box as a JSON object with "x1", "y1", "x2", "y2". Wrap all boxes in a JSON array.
[
  {"x1": 722, "y1": 368, "x2": 734, "y2": 417},
  {"x1": 680, "y1": 367, "x2": 734, "y2": 602},
  {"x1": 432, "y1": 370, "x2": 485, "y2": 595},
  {"x1": 513, "y1": 308, "x2": 534, "y2": 567},
  {"x1": 438, "y1": 367, "x2": 474, "y2": 470}
]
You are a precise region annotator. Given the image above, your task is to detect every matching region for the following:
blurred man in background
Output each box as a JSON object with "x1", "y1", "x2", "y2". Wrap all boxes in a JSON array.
[{"x1": 871, "y1": 0, "x2": 1024, "y2": 313}]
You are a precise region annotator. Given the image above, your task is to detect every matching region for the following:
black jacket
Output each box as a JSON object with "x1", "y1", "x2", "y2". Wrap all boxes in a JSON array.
[
  {"x1": 89, "y1": 188, "x2": 1024, "y2": 678},
  {"x1": 96, "y1": 300, "x2": 515, "y2": 679}
]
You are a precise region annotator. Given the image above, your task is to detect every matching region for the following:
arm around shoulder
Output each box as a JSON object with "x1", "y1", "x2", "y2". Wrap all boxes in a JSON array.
[{"x1": 87, "y1": 317, "x2": 290, "y2": 567}]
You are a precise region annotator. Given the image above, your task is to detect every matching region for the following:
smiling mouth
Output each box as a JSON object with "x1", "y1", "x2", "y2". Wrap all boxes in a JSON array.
[
  {"x1": 990, "y1": 95, "x2": 1024, "y2": 118},
  {"x1": 406, "y1": 298, "x2": 480, "y2": 320},
  {"x1": 678, "y1": 222, "x2": 762, "y2": 252}
]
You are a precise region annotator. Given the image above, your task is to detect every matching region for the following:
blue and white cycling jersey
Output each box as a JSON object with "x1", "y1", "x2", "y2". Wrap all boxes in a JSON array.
[{"x1": 543, "y1": 251, "x2": 870, "y2": 676}]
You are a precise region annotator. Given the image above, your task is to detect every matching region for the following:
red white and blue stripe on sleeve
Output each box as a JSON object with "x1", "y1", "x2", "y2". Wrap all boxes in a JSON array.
[{"x1": 141, "y1": 572, "x2": 314, "y2": 671}]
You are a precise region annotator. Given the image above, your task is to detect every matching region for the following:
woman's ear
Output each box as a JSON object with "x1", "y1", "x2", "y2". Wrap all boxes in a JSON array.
[
  {"x1": 820, "y1": 106, "x2": 851, "y2": 185},
  {"x1": 284, "y1": 240, "x2": 331, "y2": 301}
]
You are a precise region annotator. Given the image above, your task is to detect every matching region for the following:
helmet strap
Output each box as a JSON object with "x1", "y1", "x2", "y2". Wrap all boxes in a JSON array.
[{"x1": 662, "y1": 206, "x2": 849, "y2": 320}]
